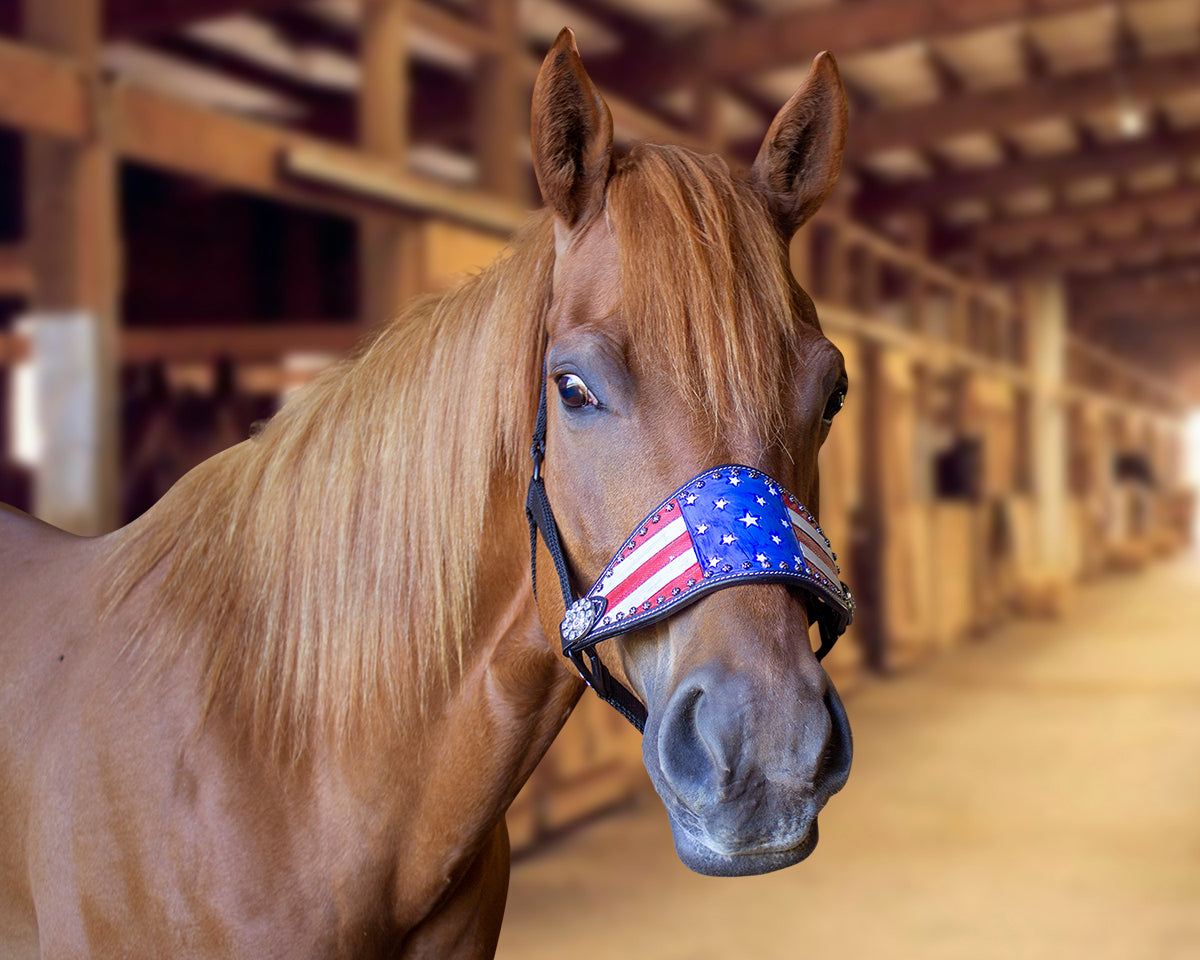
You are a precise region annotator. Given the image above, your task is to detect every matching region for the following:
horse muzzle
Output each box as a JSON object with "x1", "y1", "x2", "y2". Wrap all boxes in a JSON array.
[{"x1": 647, "y1": 663, "x2": 853, "y2": 877}]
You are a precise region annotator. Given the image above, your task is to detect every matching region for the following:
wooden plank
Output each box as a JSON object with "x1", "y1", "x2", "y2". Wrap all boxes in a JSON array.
[
  {"x1": 0, "y1": 36, "x2": 88, "y2": 140},
  {"x1": 849, "y1": 49, "x2": 1200, "y2": 159},
  {"x1": 120, "y1": 324, "x2": 363, "y2": 363},
  {"x1": 861, "y1": 126, "x2": 1200, "y2": 219}
]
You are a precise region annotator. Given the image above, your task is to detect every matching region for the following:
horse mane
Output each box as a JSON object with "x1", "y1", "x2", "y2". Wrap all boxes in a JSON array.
[{"x1": 100, "y1": 143, "x2": 807, "y2": 762}]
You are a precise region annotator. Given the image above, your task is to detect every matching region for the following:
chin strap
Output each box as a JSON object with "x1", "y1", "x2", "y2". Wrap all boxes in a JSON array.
[{"x1": 525, "y1": 362, "x2": 649, "y2": 732}]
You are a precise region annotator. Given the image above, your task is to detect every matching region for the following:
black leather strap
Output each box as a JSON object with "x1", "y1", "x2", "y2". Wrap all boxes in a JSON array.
[{"x1": 525, "y1": 359, "x2": 649, "y2": 732}]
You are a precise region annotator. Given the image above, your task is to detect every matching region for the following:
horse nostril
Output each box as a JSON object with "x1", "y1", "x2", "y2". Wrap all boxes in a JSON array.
[
  {"x1": 656, "y1": 678, "x2": 740, "y2": 805},
  {"x1": 816, "y1": 684, "x2": 853, "y2": 795}
]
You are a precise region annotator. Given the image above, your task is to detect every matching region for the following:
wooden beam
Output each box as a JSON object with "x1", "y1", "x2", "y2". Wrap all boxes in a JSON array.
[
  {"x1": 121, "y1": 323, "x2": 363, "y2": 363},
  {"x1": 972, "y1": 184, "x2": 1200, "y2": 250},
  {"x1": 848, "y1": 49, "x2": 1200, "y2": 159},
  {"x1": 282, "y1": 142, "x2": 524, "y2": 233},
  {"x1": 105, "y1": 0, "x2": 304, "y2": 38},
  {"x1": 995, "y1": 219, "x2": 1200, "y2": 275},
  {"x1": 708, "y1": 0, "x2": 1141, "y2": 78},
  {"x1": 0, "y1": 36, "x2": 89, "y2": 140},
  {"x1": 861, "y1": 126, "x2": 1200, "y2": 220},
  {"x1": 1073, "y1": 277, "x2": 1200, "y2": 320}
]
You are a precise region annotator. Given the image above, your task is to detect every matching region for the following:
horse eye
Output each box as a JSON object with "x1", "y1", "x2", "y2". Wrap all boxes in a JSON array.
[
  {"x1": 556, "y1": 373, "x2": 596, "y2": 408},
  {"x1": 822, "y1": 389, "x2": 846, "y2": 424}
]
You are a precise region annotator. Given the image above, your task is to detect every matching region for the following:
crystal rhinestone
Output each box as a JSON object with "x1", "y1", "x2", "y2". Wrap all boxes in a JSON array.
[
  {"x1": 559, "y1": 598, "x2": 598, "y2": 643},
  {"x1": 672, "y1": 586, "x2": 681, "y2": 596},
  {"x1": 686, "y1": 578, "x2": 695, "y2": 587},
  {"x1": 642, "y1": 601, "x2": 652, "y2": 611},
  {"x1": 722, "y1": 564, "x2": 732, "y2": 572},
  {"x1": 702, "y1": 570, "x2": 711, "y2": 578},
  {"x1": 651, "y1": 514, "x2": 660, "y2": 524},
  {"x1": 695, "y1": 480, "x2": 705, "y2": 489},
  {"x1": 781, "y1": 562, "x2": 790, "y2": 570},
  {"x1": 657, "y1": 595, "x2": 665, "y2": 604},
  {"x1": 742, "y1": 561, "x2": 751, "y2": 569},
  {"x1": 665, "y1": 502, "x2": 674, "y2": 511},
  {"x1": 639, "y1": 526, "x2": 648, "y2": 537}
]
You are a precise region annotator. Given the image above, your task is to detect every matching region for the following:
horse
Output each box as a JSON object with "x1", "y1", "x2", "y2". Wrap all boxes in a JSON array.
[{"x1": 0, "y1": 29, "x2": 852, "y2": 959}]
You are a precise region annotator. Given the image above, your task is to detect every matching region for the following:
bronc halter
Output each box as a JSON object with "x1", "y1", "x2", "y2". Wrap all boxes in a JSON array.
[{"x1": 525, "y1": 363, "x2": 855, "y2": 732}]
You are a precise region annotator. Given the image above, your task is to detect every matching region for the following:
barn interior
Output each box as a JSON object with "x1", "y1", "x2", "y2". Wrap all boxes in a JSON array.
[{"x1": 1, "y1": 1, "x2": 1197, "y2": 956}]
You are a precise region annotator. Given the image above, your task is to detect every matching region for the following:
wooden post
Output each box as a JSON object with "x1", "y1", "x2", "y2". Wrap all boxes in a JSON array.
[
  {"x1": 473, "y1": 0, "x2": 524, "y2": 202},
  {"x1": 358, "y1": 0, "x2": 421, "y2": 325},
  {"x1": 23, "y1": 0, "x2": 120, "y2": 535},
  {"x1": 1022, "y1": 278, "x2": 1070, "y2": 578}
]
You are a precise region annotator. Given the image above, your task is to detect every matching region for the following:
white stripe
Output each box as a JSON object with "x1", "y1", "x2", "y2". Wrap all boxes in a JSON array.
[
  {"x1": 619, "y1": 548, "x2": 699, "y2": 613},
  {"x1": 787, "y1": 507, "x2": 840, "y2": 582},
  {"x1": 601, "y1": 514, "x2": 687, "y2": 596}
]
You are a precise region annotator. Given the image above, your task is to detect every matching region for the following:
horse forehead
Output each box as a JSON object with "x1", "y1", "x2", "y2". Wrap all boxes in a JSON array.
[{"x1": 553, "y1": 218, "x2": 621, "y2": 324}]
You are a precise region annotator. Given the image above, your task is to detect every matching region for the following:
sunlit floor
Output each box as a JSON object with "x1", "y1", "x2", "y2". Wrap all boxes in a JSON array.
[{"x1": 497, "y1": 553, "x2": 1200, "y2": 960}]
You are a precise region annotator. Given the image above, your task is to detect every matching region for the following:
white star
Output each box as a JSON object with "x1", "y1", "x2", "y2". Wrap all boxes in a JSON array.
[
  {"x1": 756, "y1": 552, "x2": 768, "y2": 564},
  {"x1": 781, "y1": 518, "x2": 791, "y2": 528},
  {"x1": 728, "y1": 476, "x2": 741, "y2": 486},
  {"x1": 755, "y1": 496, "x2": 766, "y2": 505},
  {"x1": 771, "y1": 535, "x2": 782, "y2": 544},
  {"x1": 714, "y1": 498, "x2": 728, "y2": 510},
  {"x1": 721, "y1": 534, "x2": 738, "y2": 545},
  {"x1": 767, "y1": 484, "x2": 779, "y2": 495},
  {"x1": 696, "y1": 523, "x2": 709, "y2": 534},
  {"x1": 793, "y1": 555, "x2": 803, "y2": 567},
  {"x1": 684, "y1": 494, "x2": 698, "y2": 505},
  {"x1": 708, "y1": 556, "x2": 720, "y2": 568},
  {"x1": 738, "y1": 512, "x2": 760, "y2": 528}
]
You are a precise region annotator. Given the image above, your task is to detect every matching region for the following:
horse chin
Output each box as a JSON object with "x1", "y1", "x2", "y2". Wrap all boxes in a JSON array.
[{"x1": 666, "y1": 817, "x2": 820, "y2": 878}]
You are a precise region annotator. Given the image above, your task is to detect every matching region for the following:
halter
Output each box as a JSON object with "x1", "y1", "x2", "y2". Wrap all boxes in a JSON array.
[{"x1": 525, "y1": 372, "x2": 854, "y2": 733}]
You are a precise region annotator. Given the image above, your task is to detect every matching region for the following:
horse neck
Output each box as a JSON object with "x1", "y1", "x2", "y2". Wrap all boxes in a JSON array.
[{"x1": 103, "y1": 217, "x2": 562, "y2": 767}]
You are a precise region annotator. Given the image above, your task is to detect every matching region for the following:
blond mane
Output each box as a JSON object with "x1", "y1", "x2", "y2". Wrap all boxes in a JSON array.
[{"x1": 102, "y1": 144, "x2": 810, "y2": 760}]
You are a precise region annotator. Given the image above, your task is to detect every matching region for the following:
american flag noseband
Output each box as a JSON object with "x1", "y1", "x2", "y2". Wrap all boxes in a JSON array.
[{"x1": 525, "y1": 378, "x2": 855, "y2": 733}]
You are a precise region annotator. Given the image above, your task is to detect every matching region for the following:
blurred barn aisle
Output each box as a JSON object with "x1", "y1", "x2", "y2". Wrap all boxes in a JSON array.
[{"x1": 497, "y1": 553, "x2": 1200, "y2": 960}]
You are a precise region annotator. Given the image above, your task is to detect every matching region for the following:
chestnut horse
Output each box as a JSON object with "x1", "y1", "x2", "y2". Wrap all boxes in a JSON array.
[{"x1": 0, "y1": 31, "x2": 851, "y2": 959}]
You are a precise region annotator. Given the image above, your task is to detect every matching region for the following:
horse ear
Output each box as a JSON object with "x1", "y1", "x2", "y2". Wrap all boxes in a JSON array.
[
  {"x1": 750, "y1": 51, "x2": 849, "y2": 238},
  {"x1": 531, "y1": 28, "x2": 614, "y2": 230}
]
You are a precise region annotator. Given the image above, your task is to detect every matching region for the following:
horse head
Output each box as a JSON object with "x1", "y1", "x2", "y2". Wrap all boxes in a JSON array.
[{"x1": 529, "y1": 29, "x2": 852, "y2": 878}]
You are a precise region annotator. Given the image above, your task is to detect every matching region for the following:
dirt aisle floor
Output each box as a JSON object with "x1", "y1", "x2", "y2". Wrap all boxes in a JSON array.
[{"x1": 496, "y1": 554, "x2": 1200, "y2": 960}]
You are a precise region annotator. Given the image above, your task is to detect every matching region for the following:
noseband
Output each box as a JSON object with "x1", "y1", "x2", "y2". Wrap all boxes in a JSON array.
[{"x1": 525, "y1": 375, "x2": 854, "y2": 732}]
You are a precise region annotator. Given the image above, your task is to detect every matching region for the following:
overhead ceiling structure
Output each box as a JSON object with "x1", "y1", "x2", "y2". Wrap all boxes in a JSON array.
[{"x1": 18, "y1": 0, "x2": 1200, "y2": 391}]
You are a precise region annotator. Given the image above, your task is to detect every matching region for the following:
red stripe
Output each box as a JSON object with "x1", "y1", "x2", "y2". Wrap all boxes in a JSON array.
[
  {"x1": 793, "y1": 526, "x2": 838, "y2": 577},
  {"x1": 604, "y1": 529, "x2": 693, "y2": 609}
]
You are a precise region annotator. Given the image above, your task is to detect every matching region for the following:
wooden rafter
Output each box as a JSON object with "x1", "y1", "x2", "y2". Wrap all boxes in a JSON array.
[
  {"x1": 106, "y1": 0, "x2": 305, "y2": 38},
  {"x1": 995, "y1": 219, "x2": 1200, "y2": 275},
  {"x1": 846, "y1": 49, "x2": 1200, "y2": 159},
  {"x1": 861, "y1": 126, "x2": 1200, "y2": 219},
  {"x1": 705, "y1": 0, "x2": 1151, "y2": 78},
  {"x1": 971, "y1": 183, "x2": 1200, "y2": 250}
]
